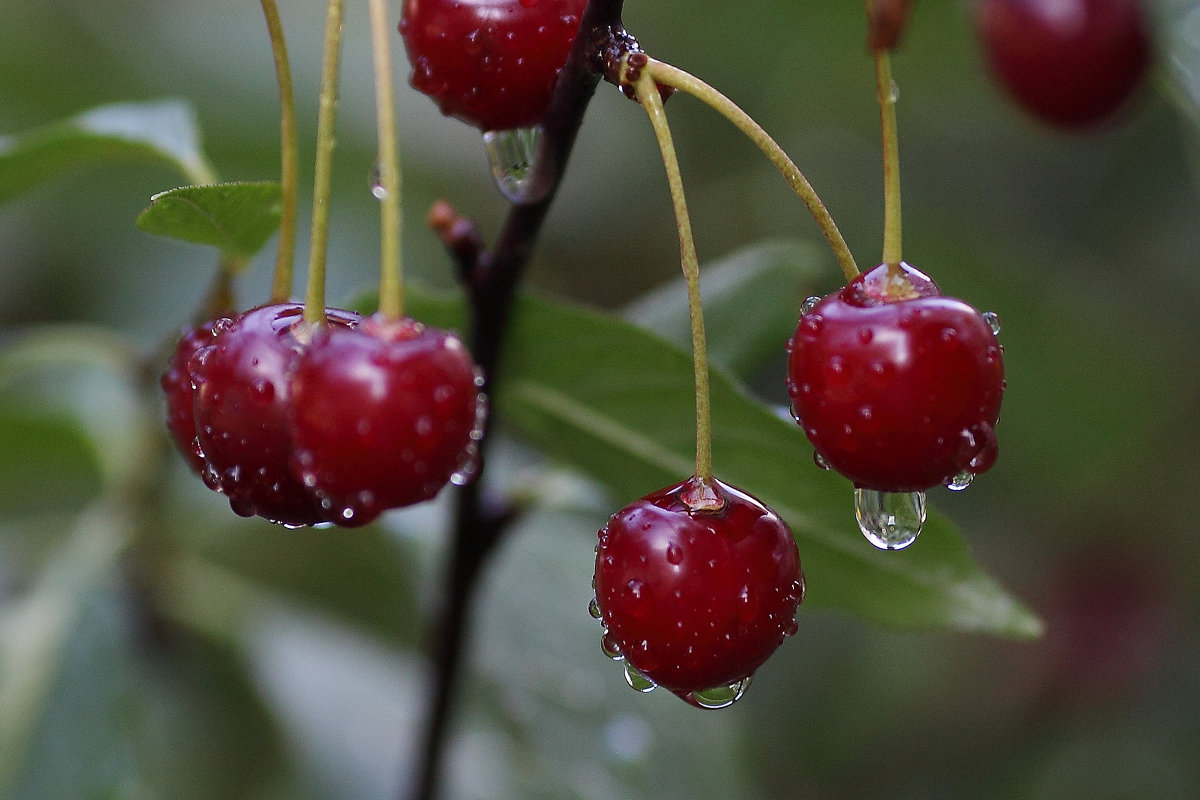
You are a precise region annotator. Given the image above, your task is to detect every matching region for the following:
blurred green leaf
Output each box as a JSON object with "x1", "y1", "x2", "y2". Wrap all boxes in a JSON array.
[
  {"x1": 0, "y1": 407, "x2": 102, "y2": 517},
  {"x1": 403, "y1": 286, "x2": 1041, "y2": 638},
  {"x1": 624, "y1": 239, "x2": 827, "y2": 378},
  {"x1": 0, "y1": 100, "x2": 215, "y2": 204},
  {"x1": 135, "y1": 182, "x2": 282, "y2": 260}
]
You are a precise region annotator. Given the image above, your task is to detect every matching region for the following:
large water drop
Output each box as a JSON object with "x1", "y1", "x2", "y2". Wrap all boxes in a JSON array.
[
  {"x1": 854, "y1": 488, "x2": 926, "y2": 550},
  {"x1": 623, "y1": 662, "x2": 657, "y2": 694},
  {"x1": 680, "y1": 675, "x2": 752, "y2": 709},
  {"x1": 982, "y1": 310, "x2": 1002, "y2": 336},
  {"x1": 482, "y1": 126, "x2": 542, "y2": 201}
]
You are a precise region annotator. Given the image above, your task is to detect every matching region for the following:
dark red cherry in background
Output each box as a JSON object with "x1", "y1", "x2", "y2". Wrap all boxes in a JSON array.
[
  {"x1": 975, "y1": 0, "x2": 1152, "y2": 128},
  {"x1": 162, "y1": 321, "x2": 220, "y2": 474},
  {"x1": 287, "y1": 313, "x2": 484, "y2": 527},
  {"x1": 592, "y1": 477, "x2": 804, "y2": 706},
  {"x1": 787, "y1": 262, "x2": 1005, "y2": 493},
  {"x1": 399, "y1": 0, "x2": 587, "y2": 131},
  {"x1": 189, "y1": 303, "x2": 360, "y2": 526}
]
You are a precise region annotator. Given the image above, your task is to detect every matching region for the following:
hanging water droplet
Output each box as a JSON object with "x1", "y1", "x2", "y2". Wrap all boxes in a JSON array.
[
  {"x1": 588, "y1": 597, "x2": 602, "y2": 619},
  {"x1": 813, "y1": 451, "x2": 831, "y2": 471},
  {"x1": 368, "y1": 160, "x2": 388, "y2": 200},
  {"x1": 623, "y1": 662, "x2": 657, "y2": 693},
  {"x1": 682, "y1": 675, "x2": 753, "y2": 709},
  {"x1": 946, "y1": 471, "x2": 974, "y2": 492},
  {"x1": 854, "y1": 488, "x2": 926, "y2": 550},
  {"x1": 800, "y1": 295, "x2": 822, "y2": 315},
  {"x1": 982, "y1": 310, "x2": 1002, "y2": 336},
  {"x1": 482, "y1": 126, "x2": 542, "y2": 201}
]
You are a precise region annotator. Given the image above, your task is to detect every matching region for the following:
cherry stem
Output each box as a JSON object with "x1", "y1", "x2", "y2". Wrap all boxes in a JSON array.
[
  {"x1": 303, "y1": 0, "x2": 345, "y2": 326},
  {"x1": 260, "y1": 0, "x2": 299, "y2": 304},
  {"x1": 368, "y1": 0, "x2": 404, "y2": 320},
  {"x1": 873, "y1": 45, "x2": 903, "y2": 268},
  {"x1": 645, "y1": 58, "x2": 859, "y2": 282},
  {"x1": 628, "y1": 59, "x2": 714, "y2": 488}
]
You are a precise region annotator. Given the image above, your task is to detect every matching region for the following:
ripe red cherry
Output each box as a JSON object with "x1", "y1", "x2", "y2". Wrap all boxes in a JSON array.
[
  {"x1": 287, "y1": 314, "x2": 485, "y2": 527},
  {"x1": 592, "y1": 477, "x2": 804, "y2": 707},
  {"x1": 975, "y1": 0, "x2": 1151, "y2": 128},
  {"x1": 162, "y1": 321, "x2": 219, "y2": 474},
  {"x1": 190, "y1": 303, "x2": 360, "y2": 526},
  {"x1": 786, "y1": 262, "x2": 1005, "y2": 493},
  {"x1": 399, "y1": 0, "x2": 587, "y2": 131}
]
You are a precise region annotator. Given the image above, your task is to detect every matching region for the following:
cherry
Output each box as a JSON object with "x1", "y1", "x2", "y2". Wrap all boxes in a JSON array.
[
  {"x1": 189, "y1": 303, "x2": 361, "y2": 526},
  {"x1": 975, "y1": 0, "x2": 1151, "y2": 128},
  {"x1": 287, "y1": 313, "x2": 485, "y2": 527},
  {"x1": 592, "y1": 477, "x2": 804, "y2": 707},
  {"x1": 399, "y1": 0, "x2": 587, "y2": 131},
  {"x1": 162, "y1": 321, "x2": 219, "y2": 474},
  {"x1": 786, "y1": 262, "x2": 1005, "y2": 493}
]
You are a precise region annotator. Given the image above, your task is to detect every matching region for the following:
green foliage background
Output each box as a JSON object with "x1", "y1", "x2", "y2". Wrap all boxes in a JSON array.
[{"x1": 2, "y1": 0, "x2": 1199, "y2": 798}]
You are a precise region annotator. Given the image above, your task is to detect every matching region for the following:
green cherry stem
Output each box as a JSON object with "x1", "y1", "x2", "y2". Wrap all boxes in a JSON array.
[
  {"x1": 260, "y1": 0, "x2": 299, "y2": 304},
  {"x1": 304, "y1": 0, "x2": 346, "y2": 326},
  {"x1": 644, "y1": 57, "x2": 859, "y2": 282},
  {"x1": 873, "y1": 45, "x2": 903, "y2": 268},
  {"x1": 368, "y1": 0, "x2": 404, "y2": 320},
  {"x1": 628, "y1": 59, "x2": 716, "y2": 495}
]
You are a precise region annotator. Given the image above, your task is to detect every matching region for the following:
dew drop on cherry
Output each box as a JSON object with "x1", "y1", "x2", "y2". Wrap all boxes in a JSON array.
[
  {"x1": 982, "y1": 310, "x2": 1002, "y2": 336},
  {"x1": 854, "y1": 488, "x2": 926, "y2": 550},
  {"x1": 623, "y1": 662, "x2": 657, "y2": 694},
  {"x1": 679, "y1": 675, "x2": 753, "y2": 709},
  {"x1": 482, "y1": 126, "x2": 542, "y2": 201},
  {"x1": 800, "y1": 295, "x2": 822, "y2": 315},
  {"x1": 946, "y1": 470, "x2": 974, "y2": 492}
]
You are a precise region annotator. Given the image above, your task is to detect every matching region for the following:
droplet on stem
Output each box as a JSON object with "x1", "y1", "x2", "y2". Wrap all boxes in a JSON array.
[
  {"x1": 854, "y1": 488, "x2": 926, "y2": 550},
  {"x1": 482, "y1": 126, "x2": 542, "y2": 201}
]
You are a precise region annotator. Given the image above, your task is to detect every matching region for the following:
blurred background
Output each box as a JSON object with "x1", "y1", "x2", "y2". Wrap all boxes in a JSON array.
[{"x1": 1, "y1": 0, "x2": 1198, "y2": 798}]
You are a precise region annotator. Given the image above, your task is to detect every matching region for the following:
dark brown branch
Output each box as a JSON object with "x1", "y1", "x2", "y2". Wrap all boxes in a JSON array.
[{"x1": 408, "y1": 3, "x2": 630, "y2": 800}]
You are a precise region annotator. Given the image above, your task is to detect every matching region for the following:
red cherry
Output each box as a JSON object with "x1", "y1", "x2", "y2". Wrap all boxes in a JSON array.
[
  {"x1": 786, "y1": 262, "x2": 1005, "y2": 493},
  {"x1": 189, "y1": 303, "x2": 360, "y2": 526},
  {"x1": 592, "y1": 477, "x2": 804, "y2": 706},
  {"x1": 162, "y1": 322, "x2": 219, "y2": 474},
  {"x1": 975, "y1": 0, "x2": 1151, "y2": 128},
  {"x1": 287, "y1": 314, "x2": 485, "y2": 527},
  {"x1": 399, "y1": 0, "x2": 587, "y2": 131}
]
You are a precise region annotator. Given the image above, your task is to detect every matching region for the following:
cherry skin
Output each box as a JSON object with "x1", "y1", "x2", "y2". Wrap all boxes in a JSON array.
[
  {"x1": 399, "y1": 0, "x2": 587, "y2": 131},
  {"x1": 287, "y1": 313, "x2": 485, "y2": 527},
  {"x1": 189, "y1": 303, "x2": 360, "y2": 526},
  {"x1": 975, "y1": 0, "x2": 1151, "y2": 128},
  {"x1": 592, "y1": 477, "x2": 804, "y2": 703},
  {"x1": 162, "y1": 321, "x2": 219, "y2": 474},
  {"x1": 786, "y1": 262, "x2": 1005, "y2": 493}
]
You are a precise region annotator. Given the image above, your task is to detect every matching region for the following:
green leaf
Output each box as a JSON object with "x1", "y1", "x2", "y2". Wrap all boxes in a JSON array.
[
  {"x1": 624, "y1": 239, "x2": 829, "y2": 378},
  {"x1": 135, "y1": 182, "x2": 282, "y2": 260},
  {"x1": 0, "y1": 407, "x2": 102, "y2": 518},
  {"x1": 403, "y1": 286, "x2": 1040, "y2": 638},
  {"x1": 0, "y1": 100, "x2": 215, "y2": 204}
]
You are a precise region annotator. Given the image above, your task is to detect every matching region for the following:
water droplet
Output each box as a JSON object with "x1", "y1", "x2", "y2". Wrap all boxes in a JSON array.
[
  {"x1": 982, "y1": 310, "x2": 1002, "y2": 336},
  {"x1": 946, "y1": 471, "x2": 974, "y2": 491},
  {"x1": 665, "y1": 543, "x2": 683, "y2": 565},
  {"x1": 623, "y1": 662, "x2": 657, "y2": 694},
  {"x1": 588, "y1": 597, "x2": 602, "y2": 619},
  {"x1": 813, "y1": 451, "x2": 831, "y2": 470},
  {"x1": 854, "y1": 488, "x2": 926, "y2": 550},
  {"x1": 888, "y1": 79, "x2": 900, "y2": 103},
  {"x1": 482, "y1": 126, "x2": 542, "y2": 201},
  {"x1": 800, "y1": 295, "x2": 822, "y2": 315},
  {"x1": 681, "y1": 676, "x2": 752, "y2": 709},
  {"x1": 368, "y1": 160, "x2": 389, "y2": 200},
  {"x1": 450, "y1": 443, "x2": 480, "y2": 486},
  {"x1": 601, "y1": 632, "x2": 623, "y2": 660}
]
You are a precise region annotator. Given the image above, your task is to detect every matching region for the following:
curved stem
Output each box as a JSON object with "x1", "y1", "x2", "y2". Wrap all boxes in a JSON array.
[
  {"x1": 629, "y1": 62, "x2": 713, "y2": 489},
  {"x1": 303, "y1": 0, "x2": 345, "y2": 326},
  {"x1": 368, "y1": 0, "x2": 404, "y2": 320},
  {"x1": 260, "y1": 0, "x2": 299, "y2": 303},
  {"x1": 873, "y1": 46, "x2": 903, "y2": 267},
  {"x1": 645, "y1": 58, "x2": 859, "y2": 281}
]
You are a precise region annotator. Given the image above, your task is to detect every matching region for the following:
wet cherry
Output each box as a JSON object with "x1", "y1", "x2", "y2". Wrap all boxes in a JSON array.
[
  {"x1": 975, "y1": 0, "x2": 1152, "y2": 128},
  {"x1": 162, "y1": 321, "x2": 220, "y2": 474},
  {"x1": 189, "y1": 303, "x2": 360, "y2": 526},
  {"x1": 787, "y1": 262, "x2": 1005, "y2": 493},
  {"x1": 592, "y1": 477, "x2": 804, "y2": 706},
  {"x1": 287, "y1": 313, "x2": 485, "y2": 527},
  {"x1": 399, "y1": 0, "x2": 587, "y2": 131}
]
